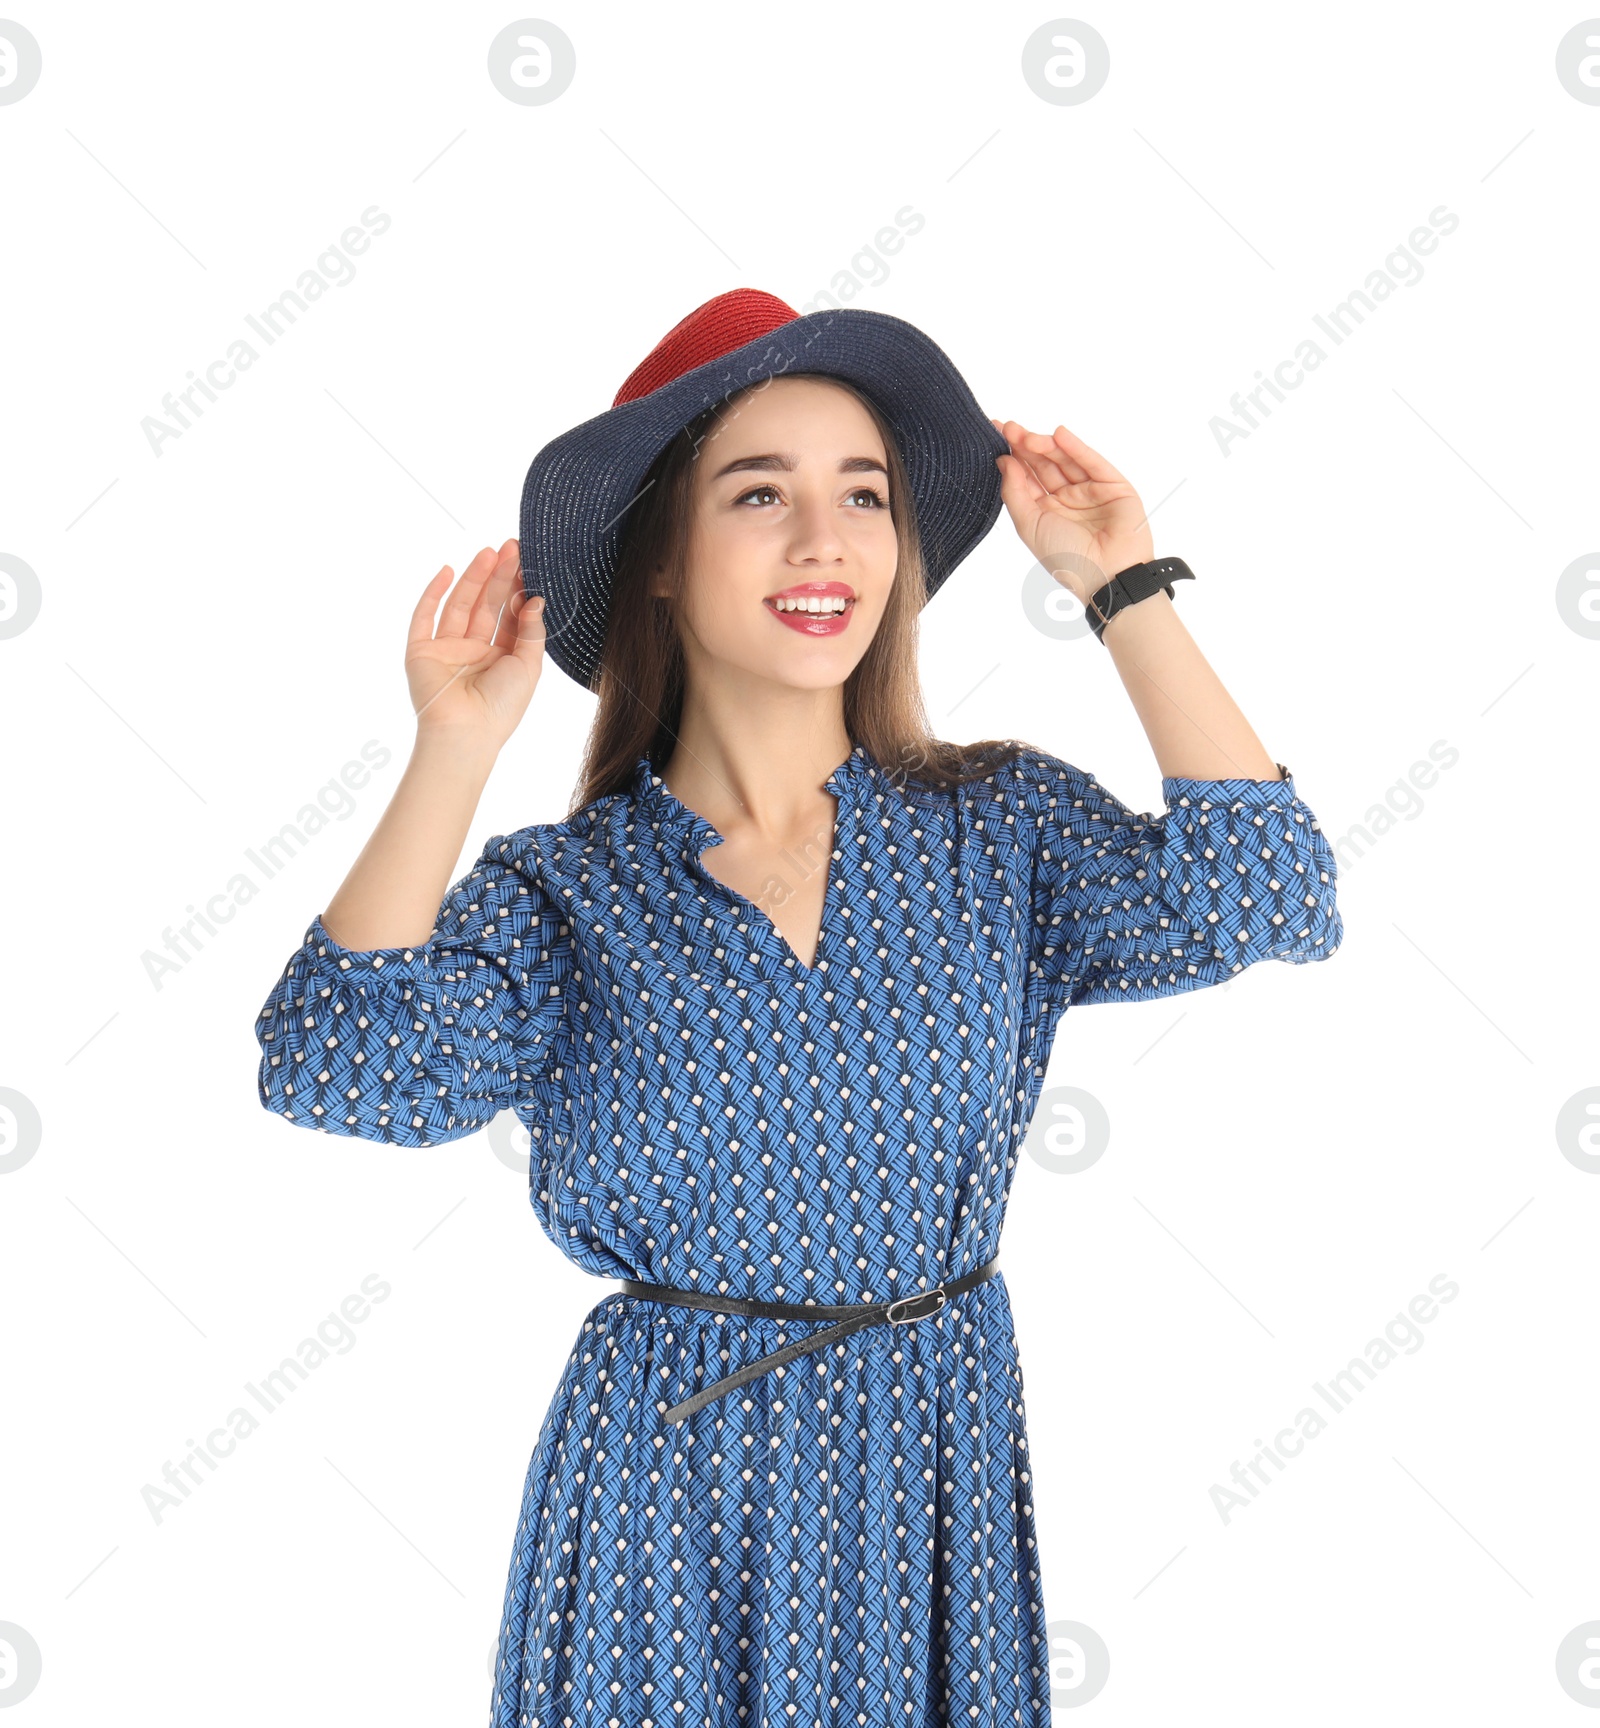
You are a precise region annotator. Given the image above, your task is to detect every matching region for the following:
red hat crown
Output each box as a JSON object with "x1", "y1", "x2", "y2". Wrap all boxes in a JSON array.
[{"x1": 612, "y1": 287, "x2": 802, "y2": 407}]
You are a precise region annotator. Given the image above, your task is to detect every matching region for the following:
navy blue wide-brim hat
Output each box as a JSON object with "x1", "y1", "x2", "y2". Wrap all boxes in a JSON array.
[{"x1": 518, "y1": 287, "x2": 1012, "y2": 691}]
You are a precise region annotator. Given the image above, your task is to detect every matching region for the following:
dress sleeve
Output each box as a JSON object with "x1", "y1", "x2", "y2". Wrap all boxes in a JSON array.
[
  {"x1": 1020, "y1": 749, "x2": 1343, "y2": 1013},
  {"x1": 254, "y1": 831, "x2": 572, "y2": 1147}
]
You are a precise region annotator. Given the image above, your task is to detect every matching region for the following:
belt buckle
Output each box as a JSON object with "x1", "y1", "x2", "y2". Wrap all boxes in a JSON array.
[{"x1": 886, "y1": 1286, "x2": 946, "y2": 1325}]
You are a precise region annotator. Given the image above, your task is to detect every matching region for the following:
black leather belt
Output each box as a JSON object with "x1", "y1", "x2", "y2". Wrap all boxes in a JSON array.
[{"x1": 618, "y1": 1256, "x2": 1001, "y2": 1426}]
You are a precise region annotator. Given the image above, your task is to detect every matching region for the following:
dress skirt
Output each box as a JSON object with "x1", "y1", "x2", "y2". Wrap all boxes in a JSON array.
[{"x1": 489, "y1": 1273, "x2": 1049, "y2": 1728}]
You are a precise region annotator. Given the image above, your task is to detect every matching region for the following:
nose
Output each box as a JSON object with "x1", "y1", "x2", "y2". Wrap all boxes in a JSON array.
[{"x1": 785, "y1": 491, "x2": 846, "y2": 564}]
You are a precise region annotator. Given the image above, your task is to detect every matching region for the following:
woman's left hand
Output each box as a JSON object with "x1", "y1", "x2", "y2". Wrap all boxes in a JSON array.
[{"x1": 990, "y1": 419, "x2": 1154, "y2": 605}]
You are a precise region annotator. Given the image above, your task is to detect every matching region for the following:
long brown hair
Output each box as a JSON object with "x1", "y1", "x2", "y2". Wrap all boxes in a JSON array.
[{"x1": 565, "y1": 373, "x2": 1030, "y2": 816}]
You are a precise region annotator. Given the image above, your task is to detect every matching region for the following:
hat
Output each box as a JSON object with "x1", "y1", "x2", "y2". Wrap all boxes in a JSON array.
[{"x1": 518, "y1": 287, "x2": 1011, "y2": 691}]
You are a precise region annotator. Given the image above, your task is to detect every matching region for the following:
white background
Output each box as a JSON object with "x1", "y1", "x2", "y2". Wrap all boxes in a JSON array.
[{"x1": 3, "y1": 1, "x2": 1597, "y2": 1722}]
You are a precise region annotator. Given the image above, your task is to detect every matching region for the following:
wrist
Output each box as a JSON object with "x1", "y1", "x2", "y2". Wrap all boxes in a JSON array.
[
  {"x1": 1086, "y1": 556, "x2": 1194, "y2": 643},
  {"x1": 410, "y1": 723, "x2": 501, "y2": 778},
  {"x1": 1098, "y1": 587, "x2": 1173, "y2": 641}
]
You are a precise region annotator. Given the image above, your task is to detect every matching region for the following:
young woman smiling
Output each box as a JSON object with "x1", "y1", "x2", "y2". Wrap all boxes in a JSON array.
[{"x1": 255, "y1": 289, "x2": 1342, "y2": 1728}]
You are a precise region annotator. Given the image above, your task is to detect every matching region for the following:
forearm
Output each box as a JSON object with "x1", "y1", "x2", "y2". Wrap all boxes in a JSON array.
[
  {"x1": 1097, "y1": 591, "x2": 1283, "y2": 782},
  {"x1": 320, "y1": 727, "x2": 501, "y2": 950}
]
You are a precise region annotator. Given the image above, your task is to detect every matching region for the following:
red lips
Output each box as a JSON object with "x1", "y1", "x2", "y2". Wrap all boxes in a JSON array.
[
  {"x1": 763, "y1": 580, "x2": 856, "y2": 601},
  {"x1": 763, "y1": 580, "x2": 857, "y2": 639}
]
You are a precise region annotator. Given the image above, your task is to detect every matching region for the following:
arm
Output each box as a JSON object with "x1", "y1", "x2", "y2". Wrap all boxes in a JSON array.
[
  {"x1": 253, "y1": 540, "x2": 562, "y2": 1144},
  {"x1": 986, "y1": 422, "x2": 1341, "y2": 1009},
  {"x1": 1096, "y1": 585, "x2": 1282, "y2": 782},
  {"x1": 317, "y1": 540, "x2": 543, "y2": 950},
  {"x1": 318, "y1": 727, "x2": 501, "y2": 951},
  {"x1": 992, "y1": 418, "x2": 1285, "y2": 784},
  {"x1": 1021, "y1": 749, "x2": 1342, "y2": 1013},
  {"x1": 255, "y1": 833, "x2": 572, "y2": 1146}
]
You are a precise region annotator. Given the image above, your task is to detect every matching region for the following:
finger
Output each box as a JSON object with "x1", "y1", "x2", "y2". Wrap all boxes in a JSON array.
[
  {"x1": 1002, "y1": 419, "x2": 1086, "y2": 491},
  {"x1": 1050, "y1": 425, "x2": 1128, "y2": 485},
  {"x1": 465, "y1": 541, "x2": 522, "y2": 643},
  {"x1": 512, "y1": 592, "x2": 547, "y2": 672},
  {"x1": 435, "y1": 549, "x2": 498, "y2": 640},
  {"x1": 490, "y1": 584, "x2": 526, "y2": 653},
  {"x1": 436, "y1": 546, "x2": 501, "y2": 637},
  {"x1": 408, "y1": 565, "x2": 455, "y2": 646},
  {"x1": 996, "y1": 451, "x2": 1046, "y2": 508},
  {"x1": 996, "y1": 418, "x2": 1073, "y2": 489},
  {"x1": 999, "y1": 422, "x2": 1078, "y2": 496}
]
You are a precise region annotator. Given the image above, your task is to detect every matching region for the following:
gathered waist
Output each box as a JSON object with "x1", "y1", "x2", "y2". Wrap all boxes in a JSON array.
[{"x1": 616, "y1": 1256, "x2": 1002, "y2": 1427}]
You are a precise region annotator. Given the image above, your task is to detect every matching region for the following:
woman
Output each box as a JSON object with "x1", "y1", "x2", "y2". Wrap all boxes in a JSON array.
[{"x1": 255, "y1": 289, "x2": 1342, "y2": 1726}]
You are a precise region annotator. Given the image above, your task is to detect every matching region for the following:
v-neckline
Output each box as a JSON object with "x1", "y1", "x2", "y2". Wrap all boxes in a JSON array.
[{"x1": 636, "y1": 746, "x2": 869, "y2": 981}]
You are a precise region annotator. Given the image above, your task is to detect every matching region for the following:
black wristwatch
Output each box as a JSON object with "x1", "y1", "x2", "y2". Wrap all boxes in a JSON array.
[{"x1": 1085, "y1": 556, "x2": 1195, "y2": 642}]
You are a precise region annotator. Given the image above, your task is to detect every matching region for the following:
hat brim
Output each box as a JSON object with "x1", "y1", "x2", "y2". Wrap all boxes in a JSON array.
[{"x1": 519, "y1": 306, "x2": 1011, "y2": 691}]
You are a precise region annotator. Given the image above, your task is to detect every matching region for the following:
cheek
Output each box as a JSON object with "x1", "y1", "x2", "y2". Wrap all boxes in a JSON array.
[
  {"x1": 687, "y1": 508, "x2": 763, "y2": 574},
  {"x1": 861, "y1": 517, "x2": 900, "y2": 579},
  {"x1": 675, "y1": 540, "x2": 760, "y2": 643}
]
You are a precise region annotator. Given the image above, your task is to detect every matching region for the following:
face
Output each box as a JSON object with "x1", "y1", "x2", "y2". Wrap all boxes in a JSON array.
[{"x1": 655, "y1": 375, "x2": 898, "y2": 689}]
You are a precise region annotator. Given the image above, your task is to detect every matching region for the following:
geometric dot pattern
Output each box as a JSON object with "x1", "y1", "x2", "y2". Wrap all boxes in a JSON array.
[{"x1": 254, "y1": 742, "x2": 1343, "y2": 1726}]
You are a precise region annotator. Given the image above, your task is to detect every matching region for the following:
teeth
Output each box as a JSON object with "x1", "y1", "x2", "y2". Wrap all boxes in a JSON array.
[{"x1": 770, "y1": 595, "x2": 850, "y2": 614}]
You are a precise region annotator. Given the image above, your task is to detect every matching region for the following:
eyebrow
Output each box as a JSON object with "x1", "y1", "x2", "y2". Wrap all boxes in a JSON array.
[{"x1": 710, "y1": 452, "x2": 888, "y2": 481}]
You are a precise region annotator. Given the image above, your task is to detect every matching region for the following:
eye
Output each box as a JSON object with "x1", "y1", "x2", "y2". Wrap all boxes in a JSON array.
[{"x1": 732, "y1": 483, "x2": 889, "y2": 509}]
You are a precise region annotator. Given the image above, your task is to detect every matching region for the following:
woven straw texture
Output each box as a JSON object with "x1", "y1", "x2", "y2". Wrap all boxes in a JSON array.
[
  {"x1": 611, "y1": 287, "x2": 802, "y2": 407},
  {"x1": 519, "y1": 301, "x2": 1013, "y2": 690}
]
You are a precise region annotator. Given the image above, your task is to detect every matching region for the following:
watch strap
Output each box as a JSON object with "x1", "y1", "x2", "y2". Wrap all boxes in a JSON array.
[{"x1": 1085, "y1": 556, "x2": 1195, "y2": 642}]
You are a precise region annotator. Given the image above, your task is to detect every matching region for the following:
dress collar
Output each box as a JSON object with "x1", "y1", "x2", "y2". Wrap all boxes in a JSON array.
[{"x1": 632, "y1": 743, "x2": 874, "y2": 841}]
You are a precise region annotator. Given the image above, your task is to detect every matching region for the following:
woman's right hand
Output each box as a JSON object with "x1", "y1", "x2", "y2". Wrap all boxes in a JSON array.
[{"x1": 405, "y1": 539, "x2": 546, "y2": 752}]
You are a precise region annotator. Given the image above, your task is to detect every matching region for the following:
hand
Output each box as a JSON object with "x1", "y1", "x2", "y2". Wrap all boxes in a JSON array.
[
  {"x1": 990, "y1": 419, "x2": 1154, "y2": 607},
  {"x1": 405, "y1": 539, "x2": 546, "y2": 751}
]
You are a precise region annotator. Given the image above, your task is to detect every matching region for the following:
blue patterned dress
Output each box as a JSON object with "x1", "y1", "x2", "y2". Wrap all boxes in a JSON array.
[{"x1": 255, "y1": 742, "x2": 1342, "y2": 1727}]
